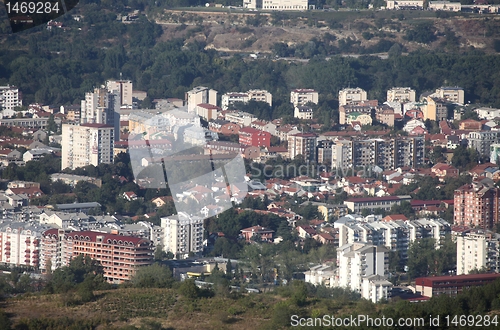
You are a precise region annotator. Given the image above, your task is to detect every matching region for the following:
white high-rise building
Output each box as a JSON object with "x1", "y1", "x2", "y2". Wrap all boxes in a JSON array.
[
  {"x1": 262, "y1": 0, "x2": 308, "y2": 10},
  {"x1": 161, "y1": 212, "x2": 204, "y2": 259},
  {"x1": 338, "y1": 88, "x2": 367, "y2": 106},
  {"x1": 0, "y1": 85, "x2": 22, "y2": 111},
  {"x1": 457, "y1": 233, "x2": 488, "y2": 275},
  {"x1": 80, "y1": 87, "x2": 120, "y2": 141},
  {"x1": 337, "y1": 242, "x2": 389, "y2": 299},
  {"x1": 106, "y1": 79, "x2": 133, "y2": 107},
  {"x1": 186, "y1": 86, "x2": 217, "y2": 114},
  {"x1": 290, "y1": 89, "x2": 319, "y2": 106},
  {"x1": 387, "y1": 87, "x2": 416, "y2": 103},
  {"x1": 61, "y1": 123, "x2": 114, "y2": 170}
]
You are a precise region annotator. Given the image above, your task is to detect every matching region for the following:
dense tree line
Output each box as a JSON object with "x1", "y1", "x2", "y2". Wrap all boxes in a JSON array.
[{"x1": 2, "y1": 9, "x2": 500, "y2": 112}]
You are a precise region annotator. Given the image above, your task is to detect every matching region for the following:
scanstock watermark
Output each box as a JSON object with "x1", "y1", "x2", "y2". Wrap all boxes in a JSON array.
[
  {"x1": 128, "y1": 109, "x2": 248, "y2": 220},
  {"x1": 249, "y1": 162, "x2": 376, "y2": 181}
]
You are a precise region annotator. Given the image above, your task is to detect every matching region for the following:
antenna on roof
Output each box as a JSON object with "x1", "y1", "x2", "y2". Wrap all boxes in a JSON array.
[{"x1": 120, "y1": 72, "x2": 123, "y2": 80}]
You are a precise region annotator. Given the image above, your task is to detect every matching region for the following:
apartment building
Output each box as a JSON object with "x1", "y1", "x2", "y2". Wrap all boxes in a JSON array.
[
  {"x1": 106, "y1": 79, "x2": 133, "y2": 106},
  {"x1": 239, "y1": 127, "x2": 271, "y2": 148},
  {"x1": 339, "y1": 88, "x2": 368, "y2": 107},
  {"x1": 333, "y1": 139, "x2": 353, "y2": 169},
  {"x1": 290, "y1": 89, "x2": 319, "y2": 106},
  {"x1": 375, "y1": 107, "x2": 395, "y2": 127},
  {"x1": 259, "y1": 0, "x2": 309, "y2": 10},
  {"x1": 422, "y1": 97, "x2": 448, "y2": 121},
  {"x1": 386, "y1": 0, "x2": 424, "y2": 9},
  {"x1": 0, "y1": 85, "x2": 22, "y2": 111},
  {"x1": 288, "y1": 132, "x2": 317, "y2": 161},
  {"x1": 224, "y1": 111, "x2": 257, "y2": 127},
  {"x1": 41, "y1": 229, "x2": 153, "y2": 283},
  {"x1": 386, "y1": 87, "x2": 416, "y2": 102},
  {"x1": 333, "y1": 136, "x2": 424, "y2": 171},
  {"x1": 406, "y1": 218, "x2": 451, "y2": 248},
  {"x1": 433, "y1": 86, "x2": 465, "y2": 104},
  {"x1": 336, "y1": 242, "x2": 390, "y2": 301},
  {"x1": 416, "y1": 273, "x2": 500, "y2": 298},
  {"x1": 394, "y1": 136, "x2": 425, "y2": 168},
  {"x1": 221, "y1": 90, "x2": 272, "y2": 110},
  {"x1": 61, "y1": 123, "x2": 114, "y2": 170},
  {"x1": 335, "y1": 216, "x2": 451, "y2": 266},
  {"x1": 80, "y1": 87, "x2": 120, "y2": 141},
  {"x1": 428, "y1": 1, "x2": 462, "y2": 12},
  {"x1": 344, "y1": 196, "x2": 412, "y2": 213},
  {"x1": 339, "y1": 104, "x2": 373, "y2": 125},
  {"x1": 186, "y1": 86, "x2": 217, "y2": 114},
  {"x1": 294, "y1": 105, "x2": 313, "y2": 120},
  {"x1": 456, "y1": 232, "x2": 488, "y2": 275},
  {"x1": 469, "y1": 131, "x2": 500, "y2": 157},
  {"x1": 454, "y1": 178, "x2": 500, "y2": 229},
  {"x1": 0, "y1": 222, "x2": 44, "y2": 268},
  {"x1": 196, "y1": 103, "x2": 221, "y2": 121},
  {"x1": 316, "y1": 140, "x2": 333, "y2": 165},
  {"x1": 161, "y1": 212, "x2": 204, "y2": 259}
]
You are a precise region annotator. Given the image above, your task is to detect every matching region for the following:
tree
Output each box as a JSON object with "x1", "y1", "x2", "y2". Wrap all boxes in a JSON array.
[
  {"x1": 178, "y1": 279, "x2": 200, "y2": 299},
  {"x1": 132, "y1": 264, "x2": 174, "y2": 288},
  {"x1": 46, "y1": 114, "x2": 58, "y2": 134},
  {"x1": 154, "y1": 244, "x2": 167, "y2": 261}
]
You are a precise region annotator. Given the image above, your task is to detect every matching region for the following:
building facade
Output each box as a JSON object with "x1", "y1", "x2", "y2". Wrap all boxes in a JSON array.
[
  {"x1": 186, "y1": 86, "x2": 217, "y2": 114},
  {"x1": 290, "y1": 89, "x2": 319, "y2": 106},
  {"x1": 106, "y1": 79, "x2": 133, "y2": 107},
  {"x1": 41, "y1": 229, "x2": 153, "y2": 283},
  {"x1": 61, "y1": 123, "x2": 114, "y2": 170},
  {"x1": 454, "y1": 178, "x2": 500, "y2": 229},
  {"x1": 80, "y1": 87, "x2": 120, "y2": 141},
  {"x1": 0, "y1": 85, "x2": 22, "y2": 111},
  {"x1": 336, "y1": 242, "x2": 390, "y2": 301},
  {"x1": 386, "y1": 87, "x2": 416, "y2": 102},
  {"x1": 288, "y1": 133, "x2": 317, "y2": 161},
  {"x1": 239, "y1": 127, "x2": 271, "y2": 148},
  {"x1": 161, "y1": 212, "x2": 204, "y2": 258},
  {"x1": 339, "y1": 88, "x2": 367, "y2": 107}
]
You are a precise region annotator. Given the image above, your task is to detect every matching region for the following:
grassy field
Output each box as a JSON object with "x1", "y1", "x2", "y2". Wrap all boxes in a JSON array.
[{"x1": 1, "y1": 287, "x2": 365, "y2": 330}]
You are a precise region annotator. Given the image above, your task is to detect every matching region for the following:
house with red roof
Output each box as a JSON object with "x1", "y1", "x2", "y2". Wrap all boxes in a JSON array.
[
  {"x1": 240, "y1": 225, "x2": 275, "y2": 242},
  {"x1": 296, "y1": 225, "x2": 317, "y2": 238}
]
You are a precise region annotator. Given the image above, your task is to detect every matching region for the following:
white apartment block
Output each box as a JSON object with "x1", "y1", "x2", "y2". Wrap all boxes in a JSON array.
[
  {"x1": 0, "y1": 85, "x2": 22, "y2": 111},
  {"x1": 457, "y1": 233, "x2": 487, "y2": 275},
  {"x1": 476, "y1": 107, "x2": 500, "y2": 120},
  {"x1": 288, "y1": 133, "x2": 317, "y2": 161},
  {"x1": 161, "y1": 212, "x2": 204, "y2": 259},
  {"x1": 106, "y1": 79, "x2": 133, "y2": 106},
  {"x1": 294, "y1": 105, "x2": 313, "y2": 120},
  {"x1": 61, "y1": 123, "x2": 114, "y2": 170},
  {"x1": 81, "y1": 87, "x2": 120, "y2": 141},
  {"x1": 386, "y1": 0, "x2": 424, "y2": 9},
  {"x1": 186, "y1": 86, "x2": 217, "y2": 114},
  {"x1": 290, "y1": 89, "x2": 319, "y2": 106},
  {"x1": 336, "y1": 242, "x2": 389, "y2": 300},
  {"x1": 339, "y1": 88, "x2": 367, "y2": 106},
  {"x1": 0, "y1": 222, "x2": 44, "y2": 268},
  {"x1": 258, "y1": 0, "x2": 309, "y2": 10},
  {"x1": 387, "y1": 87, "x2": 416, "y2": 103},
  {"x1": 432, "y1": 86, "x2": 465, "y2": 104},
  {"x1": 361, "y1": 275, "x2": 393, "y2": 303},
  {"x1": 224, "y1": 111, "x2": 257, "y2": 127},
  {"x1": 221, "y1": 90, "x2": 272, "y2": 110},
  {"x1": 428, "y1": 1, "x2": 462, "y2": 11},
  {"x1": 222, "y1": 92, "x2": 249, "y2": 110}
]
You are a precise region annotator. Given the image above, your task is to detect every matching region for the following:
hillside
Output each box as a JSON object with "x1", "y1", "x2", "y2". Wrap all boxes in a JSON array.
[{"x1": 155, "y1": 9, "x2": 500, "y2": 55}]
